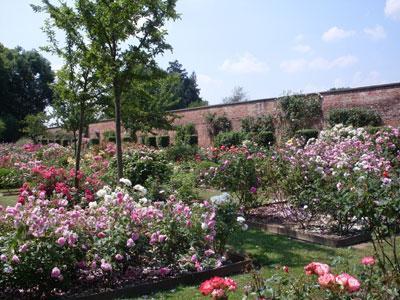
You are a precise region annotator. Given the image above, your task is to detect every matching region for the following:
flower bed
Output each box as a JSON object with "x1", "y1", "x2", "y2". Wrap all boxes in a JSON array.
[
  {"x1": 246, "y1": 202, "x2": 370, "y2": 247},
  {"x1": 0, "y1": 180, "x2": 247, "y2": 298}
]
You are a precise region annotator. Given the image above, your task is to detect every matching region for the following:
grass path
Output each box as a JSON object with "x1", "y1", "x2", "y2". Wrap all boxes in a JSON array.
[
  {"x1": 0, "y1": 189, "x2": 18, "y2": 207},
  {"x1": 126, "y1": 229, "x2": 375, "y2": 300}
]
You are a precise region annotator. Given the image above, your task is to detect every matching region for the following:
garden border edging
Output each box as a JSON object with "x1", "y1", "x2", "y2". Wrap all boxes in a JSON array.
[
  {"x1": 61, "y1": 253, "x2": 251, "y2": 300},
  {"x1": 247, "y1": 220, "x2": 371, "y2": 248}
]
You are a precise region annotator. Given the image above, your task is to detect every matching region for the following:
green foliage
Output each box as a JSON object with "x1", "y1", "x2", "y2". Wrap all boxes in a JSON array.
[
  {"x1": 278, "y1": 93, "x2": 322, "y2": 135},
  {"x1": 295, "y1": 129, "x2": 319, "y2": 142},
  {"x1": 205, "y1": 113, "x2": 232, "y2": 138},
  {"x1": 21, "y1": 112, "x2": 48, "y2": 143},
  {"x1": 0, "y1": 118, "x2": 5, "y2": 140},
  {"x1": 242, "y1": 115, "x2": 274, "y2": 133},
  {"x1": 165, "y1": 144, "x2": 198, "y2": 162},
  {"x1": 122, "y1": 136, "x2": 134, "y2": 143},
  {"x1": 167, "y1": 60, "x2": 205, "y2": 109},
  {"x1": 168, "y1": 172, "x2": 199, "y2": 202},
  {"x1": 0, "y1": 168, "x2": 22, "y2": 189},
  {"x1": 328, "y1": 108, "x2": 383, "y2": 127},
  {"x1": 207, "y1": 153, "x2": 260, "y2": 208},
  {"x1": 251, "y1": 130, "x2": 275, "y2": 146},
  {"x1": 103, "y1": 130, "x2": 116, "y2": 142},
  {"x1": 214, "y1": 131, "x2": 246, "y2": 147},
  {"x1": 157, "y1": 136, "x2": 170, "y2": 148},
  {"x1": 175, "y1": 123, "x2": 197, "y2": 145},
  {"x1": 188, "y1": 135, "x2": 198, "y2": 145},
  {"x1": 119, "y1": 152, "x2": 172, "y2": 187},
  {"x1": 0, "y1": 43, "x2": 54, "y2": 142},
  {"x1": 145, "y1": 136, "x2": 157, "y2": 148},
  {"x1": 89, "y1": 138, "x2": 99, "y2": 145}
]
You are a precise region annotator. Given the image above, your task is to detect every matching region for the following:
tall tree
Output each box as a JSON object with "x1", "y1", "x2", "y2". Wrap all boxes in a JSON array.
[
  {"x1": 167, "y1": 60, "x2": 207, "y2": 109},
  {"x1": 120, "y1": 67, "x2": 179, "y2": 136},
  {"x1": 33, "y1": 1, "x2": 108, "y2": 187},
  {"x1": 21, "y1": 112, "x2": 48, "y2": 143},
  {"x1": 0, "y1": 43, "x2": 54, "y2": 141},
  {"x1": 34, "y1": 0, "x2": 179, "y2": 180},
  {"x1": 222, "y1": 86, "x2": 248, "y2": 104}
]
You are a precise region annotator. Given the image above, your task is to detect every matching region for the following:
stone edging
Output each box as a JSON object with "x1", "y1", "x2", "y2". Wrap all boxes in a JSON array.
[{"x1": 247, "y1": 220, "x2": 371, "y2": 248}]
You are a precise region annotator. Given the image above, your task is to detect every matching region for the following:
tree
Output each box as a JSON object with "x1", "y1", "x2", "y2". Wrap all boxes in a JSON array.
[
  {"x1": 120, "y1": 67, "x2": 179, "y2": 137},
  {"x1": 34, "y1": 0, "x2": 179, "y2": 180},
  {"x1": 34, "y1": 1, "x2": 109, "y2": 187},
  {"x1": 0, "y1": 118, "x2": 5, "y2": 140},
  {"x1": 167, "y1": 60, "x2": 207, "y2": 109},
  {"x1": 223, "y1": 86, "x2": 248, "y2": 104},
  {"x1": 0, "y1": 43, "x2": 54, "y2": 141},
  {"x1": 21, "y1": 113, "x2": 48, "y2": 143}
]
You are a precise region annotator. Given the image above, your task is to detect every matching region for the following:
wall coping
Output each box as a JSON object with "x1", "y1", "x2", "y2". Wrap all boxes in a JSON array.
[{"x1": 49, "y1": 81, "x2": 400, "y2": 128}]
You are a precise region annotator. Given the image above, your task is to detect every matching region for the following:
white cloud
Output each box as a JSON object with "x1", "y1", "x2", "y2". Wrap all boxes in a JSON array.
[
  {"x1": 385, "y1": 0, "x2": 400, "y2": 20},
  {"x1": 280, "y1": 59, "x2": 307, "y2": 73},
  {"x1": 322, "y1": 26, "x2": 356, "y2": 42},
  {"x1": 309, "y1": 55, "x2": 358, "y2": 70},
  {"x1": 293, "y1": 44, "x2": 312, "y2": 53},
  {"x1": 197, "y1": 74, "x2": 223, "y2": 87},
  {"x1": 364, "y1": 25, "x2": 386, "y2": 40},
  {"x1": 220, "y1": 52, "x2": 269, "y2": 74},
  {"x1": 280, "y1": 55, "x2": 358, "y2": 73}
]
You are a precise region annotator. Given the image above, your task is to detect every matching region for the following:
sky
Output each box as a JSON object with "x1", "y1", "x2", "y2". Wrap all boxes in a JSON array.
[{"x1": 1, "y1": 0, "x2": 399, "y2": 105}]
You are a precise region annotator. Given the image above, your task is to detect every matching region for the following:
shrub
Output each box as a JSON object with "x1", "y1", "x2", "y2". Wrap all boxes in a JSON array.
[
  {"x1": 0, "y1": 168, "x2": 22, "y2": 189},
  {"x1": 146, "y1": 136, "x2": 157, "y2": 148},
  {"x1": 205, "y1": 113, "x2": 232, "y2": 138},
  {"x1": 278, "y1": 93, "x2": 322, "y2": 135},
  {"x1": 168, "y1": 172, "x2": 199, "y2": 202},
  {"x1": 327, "y1": 107, "x2": 382, "y2": 127},
  {"x1": 188, "y1": 135, "x2": 198, "y2": 145},
  {"x1": 175, "y1": 123, "x2": 197, "y2": 145},
  {"x1": 214, "y1": 131, "x2": 246, "y2": 147},
  {"x1": 0, "y1": 184, "x2": 244, "y2": 298},
  {"x1": 157, "y1": 136, "x2": 170, "y2": 148},
  {"x1": 294, "y1": 129, "x2": 319, "y2": 142},
  {"x1": 118, "y1": 151, "x2": 172, "y2": 186},
  {"x1": 122, "y1": 136, "x2": 134, "y2": 143},
  {"x1": 89, "y1": 138, "x2": 99, "y2": 145},
  {"x1": 241, "y1": 115, "x2": 274, "y2": 133},
  {"x1": 206, "y1": 153, "x2": 261, "y2": 208},
  {"x1": 103, "y1": 130, "x2": 116, "y2": 141},
  {"x1": 165, "y1": 143, "x2": 198, "y2": 162},
  {"x1": 251, "y1": 130, "x2": 275, "y2": 146}
]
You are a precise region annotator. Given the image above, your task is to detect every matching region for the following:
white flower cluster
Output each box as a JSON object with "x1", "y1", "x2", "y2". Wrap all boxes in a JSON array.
[
  {"x1": 237, "y1": 216, "x2": 248, "y2": 231},
  {"x1": 119, "y1": 178, "x2": 132, "y2": 186},
  {"x1": 210, "y1": 192, "x2": 231, "y2": 206}
]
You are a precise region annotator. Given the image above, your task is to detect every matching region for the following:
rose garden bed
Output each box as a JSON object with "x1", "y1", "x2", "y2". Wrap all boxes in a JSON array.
[
  {"x1": 64, "y1": 253, "x2": 251, "y2": 300},
  {"x1": 246, "y1": 202, "x2": 371, "y2": 247}
]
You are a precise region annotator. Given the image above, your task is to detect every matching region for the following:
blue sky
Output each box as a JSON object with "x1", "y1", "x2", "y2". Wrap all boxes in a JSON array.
[{"x1": 1, "y1": 0, "x2": 399, "y2": 105}]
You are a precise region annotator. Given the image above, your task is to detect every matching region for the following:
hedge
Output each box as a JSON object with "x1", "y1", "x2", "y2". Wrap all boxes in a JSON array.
[
  {"x1": 214, "y1": 131, "x2": 246, "y2": 147},
  {"x1": 327, "y1": 108, "x2": 382, "y2": 127},
  {"x1": 157, "y1": 136, "x2": 170, "y2": 148},
  {"x1": 295, "y1": 129, "x2": 319, "y2": 142}
]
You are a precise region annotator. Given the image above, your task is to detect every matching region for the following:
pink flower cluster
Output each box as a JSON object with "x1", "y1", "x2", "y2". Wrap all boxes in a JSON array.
[{"x1": 305, "y1": 261, "x2": 361, "y2": 293}]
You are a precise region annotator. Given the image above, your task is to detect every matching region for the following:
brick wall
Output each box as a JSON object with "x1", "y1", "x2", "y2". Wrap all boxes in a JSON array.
[{"x1": 84, "y1": 82, "x2": 400, "y2": 147}]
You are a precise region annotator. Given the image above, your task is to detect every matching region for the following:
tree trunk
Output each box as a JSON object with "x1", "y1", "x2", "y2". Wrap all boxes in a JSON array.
[
  {"x1": 114, "y1": 83, "x2": 123, "y2": 180},
  {"x1": 75, "y1": 99, "x2": 85, "y2": 189},
  {"x1": 73, "y1": 131, "x2": 77, "y2": 157}
]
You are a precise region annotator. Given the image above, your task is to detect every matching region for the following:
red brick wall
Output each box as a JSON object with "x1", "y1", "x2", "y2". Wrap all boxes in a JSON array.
[{"x1": 83, "y1": 83, "x2": 400, "y2": 147}]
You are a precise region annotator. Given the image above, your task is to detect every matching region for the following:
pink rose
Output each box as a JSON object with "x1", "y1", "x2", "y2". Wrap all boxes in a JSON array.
[
  {"x1": 126, "y1": 238, "x2": 135, "y2": 248},
  {"x1": 318, "y1": 273, "x2": 336, "y2": 288},
  {"x1": 57, "y1": 237, "x2": 66, "y2": 247},
  {"x1": 204, "y1": 249, "x2": 215, "y2": 257},
  {"x1": 304, "y1": 262, "x2": 330, "y2": 276},
  {"x1": 51, "y1": 267, "x2": 61, "y2": 279},
  {"x1": 347, "y1": 277, "x2": 361, "y2": 293},
  {"x1": 361, "y1": 256, "x2": 375, "y2": 266},
  {"x1": 115, "y1": 254, "x2": 124, "y2": 261},
  {"x1": 11, "y1": 255, "x2": 20, "y2": 264},
  {"x1": 101, "y1": 261, "x2": 112, "y2": 272}
]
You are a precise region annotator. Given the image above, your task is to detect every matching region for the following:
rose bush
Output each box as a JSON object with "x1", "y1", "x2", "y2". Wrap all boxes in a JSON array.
[{"x1": 0, "y1": 180, "x2": 244, "y2": 298}]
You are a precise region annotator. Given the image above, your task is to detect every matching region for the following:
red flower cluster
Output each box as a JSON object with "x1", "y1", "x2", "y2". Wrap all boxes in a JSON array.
[{"x1": 199, "y1": 276, "x2": 237, "y2": 299}]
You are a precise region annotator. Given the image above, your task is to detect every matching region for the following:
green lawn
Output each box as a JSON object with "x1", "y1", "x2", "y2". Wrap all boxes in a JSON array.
[
  {"x1": 0, "y1": 189, "x2": 18, "y2": 207},
  {"x1": 127, "y1": 229, "x2": 375, "y2": 300}
]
